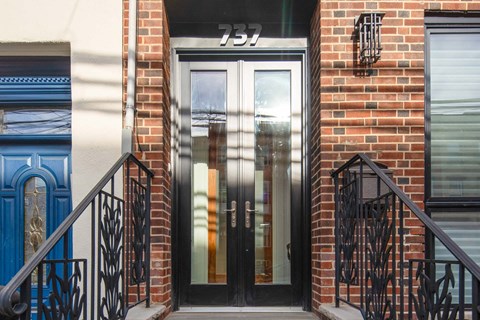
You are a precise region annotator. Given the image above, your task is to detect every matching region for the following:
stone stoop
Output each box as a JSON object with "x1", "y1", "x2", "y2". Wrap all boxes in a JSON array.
[
  {"x1": 318, "y1": 304, "x2": 363, "y2": 320},
  {"x1": 126, "y1": 304, "x2": 167, "y2": 320}
]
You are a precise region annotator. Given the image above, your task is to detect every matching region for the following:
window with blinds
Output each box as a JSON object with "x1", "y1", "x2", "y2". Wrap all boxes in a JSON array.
[
  {"x1": 430, "y1": 33, "x2": 480, "y2": 198},
  {"x1": 427, "y1": 20, "x2": 480, "y2": 303}
]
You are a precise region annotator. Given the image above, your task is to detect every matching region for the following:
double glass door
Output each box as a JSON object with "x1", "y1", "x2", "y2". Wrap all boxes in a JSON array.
[{"x1": 178, "y1": 59, "x2": 303, "y2": 306}]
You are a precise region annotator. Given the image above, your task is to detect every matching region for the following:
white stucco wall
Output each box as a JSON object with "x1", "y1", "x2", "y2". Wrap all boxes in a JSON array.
[{"x1": 0, "y1": 0, "x2": 123, "y2": 259}]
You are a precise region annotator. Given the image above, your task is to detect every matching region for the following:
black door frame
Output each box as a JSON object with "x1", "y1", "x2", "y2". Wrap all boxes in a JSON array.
[{"x1": 171, "y1": 49, "x2": 311, "y2": 311}]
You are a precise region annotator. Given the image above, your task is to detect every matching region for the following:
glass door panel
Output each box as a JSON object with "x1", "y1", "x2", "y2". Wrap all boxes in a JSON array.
[
  {"x1": 180, "y1": 61, "x2": 239, "y2": 305},
  {"x1": 190, "y1": 71, "x2": 228, "y2": 284},
  {"x1": 179, "y1": 59, "x2": 302, "y2": 306},
  {"x1": 243, "y1": 61, "x2": 302, "y2": 306},
  {"x1": 253, "y1": 71, "x2": 292, "y2": 284}
]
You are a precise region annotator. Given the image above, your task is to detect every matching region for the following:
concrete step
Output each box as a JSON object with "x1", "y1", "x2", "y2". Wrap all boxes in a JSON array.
[
  {"x1": 166, "y1": 311, "x2": 318, "y2": 320},
  {"x1": 317, "y1": 304, "x2": 363, "y2": 320},
  {"x1": 126, "y1": 304, "x2": 167, "y2": 320}
]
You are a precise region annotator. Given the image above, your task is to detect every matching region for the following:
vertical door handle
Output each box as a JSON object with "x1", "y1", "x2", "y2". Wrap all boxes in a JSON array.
[
  {"x1": 224, "y1": 200, "x2": 237, "y2": 228},
  {"x1": 245, "y1": 201, "x2": 258, "y2": 228}
]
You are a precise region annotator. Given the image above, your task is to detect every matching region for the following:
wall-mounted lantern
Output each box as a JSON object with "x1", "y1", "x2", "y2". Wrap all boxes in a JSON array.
[{"x1": 355, "y1": 12, "x2": 385, "y2": 66}]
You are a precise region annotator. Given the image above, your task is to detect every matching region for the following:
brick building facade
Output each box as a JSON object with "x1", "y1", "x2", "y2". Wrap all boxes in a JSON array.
[
  {"x1": 310, "y1": 1, "x2": 480, "y2": 312},
  {"x1": 1, "y1": 0, "x2": 479, "y2": 319},
  {"x1": 120, "y1": 0, "x2": 480, "y2": 317}
]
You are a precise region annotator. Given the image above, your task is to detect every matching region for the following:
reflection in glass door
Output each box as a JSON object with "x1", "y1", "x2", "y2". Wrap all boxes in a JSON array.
[
  {"x1": 253, "y1": 71, "x2": 292, "y2": 285},
  {"x1": 178, "y1": 59, "x2": 302, "y2": 306},
  {"x1": 190, "y1": 71, "x2": 228, "y2": 285}
]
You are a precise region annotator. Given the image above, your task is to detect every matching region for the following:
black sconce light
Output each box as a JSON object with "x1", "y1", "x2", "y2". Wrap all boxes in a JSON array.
[{"x1": 355, "y1": 12, "x2": 385, "y2": 66}]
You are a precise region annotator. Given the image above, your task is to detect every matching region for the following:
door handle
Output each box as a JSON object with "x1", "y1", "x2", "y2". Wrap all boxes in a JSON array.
[
  {"x1": 224, "y1": 200, "x2": 237, "y2": 228},
  {"x1": 245, "y1": 201, "x2": 258, "y2": 228}
]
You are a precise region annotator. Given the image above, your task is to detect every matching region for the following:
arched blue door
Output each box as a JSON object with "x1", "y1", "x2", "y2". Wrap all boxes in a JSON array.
[{"x1": 0, "y1": 140, "x2": 71, "y2": 285}]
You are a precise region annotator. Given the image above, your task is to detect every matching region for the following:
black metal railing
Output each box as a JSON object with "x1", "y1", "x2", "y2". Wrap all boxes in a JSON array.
[
  {"x1": 0, "y1": 153, "x2": 153, "y2": 319},
  {"x1": 332, "y1": 154, "x2": 480, "y2": 320}
]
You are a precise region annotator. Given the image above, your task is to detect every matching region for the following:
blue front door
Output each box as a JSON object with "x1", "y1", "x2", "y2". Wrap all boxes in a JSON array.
[{"x1": 0, "y1": 140, "x2": 71, "y2": 286}]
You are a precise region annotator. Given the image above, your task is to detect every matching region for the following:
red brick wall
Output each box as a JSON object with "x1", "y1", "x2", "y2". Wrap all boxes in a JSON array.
[
  {"x1": 309, "y1": 0, "x2": 480, "y2": 312},
  {"x1": 123, "y1": 0, "x2": 172, "y2": 312}
]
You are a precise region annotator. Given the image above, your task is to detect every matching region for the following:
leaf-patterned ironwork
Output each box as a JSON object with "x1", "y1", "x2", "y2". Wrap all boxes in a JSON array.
[
  {"x1": 39, "y1": 260, "x2": 86, "y2": 320},
  {"x1": 411, "y1": 261, "x2": 459, "y2": 320},
  {"x1": 99, "y1": 192, "x2": 125, "y2": 320},
  {"x1": 0, "y1": 154, "x2": 154, "y2": 319},
  {"x1": 130, "y1": 179, "x2": 147, "y2": 286},
  {"x1": 331, "y1": 155, "x2": 480, "y2": 320},
  {"x1": 338, "y1": 171, "x2": 359, "y2": 286},
  {"x1": 365, "y1": 194, "x2": 395, "y2": 320}
]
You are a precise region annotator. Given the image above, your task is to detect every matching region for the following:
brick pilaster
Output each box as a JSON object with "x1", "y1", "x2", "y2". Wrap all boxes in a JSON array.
[{"x1": 123, "y1": 0, "x2": 172, "y2": 312}]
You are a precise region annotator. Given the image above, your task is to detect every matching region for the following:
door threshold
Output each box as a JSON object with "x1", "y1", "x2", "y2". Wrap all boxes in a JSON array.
[{"x1": 178, "y1": 307, "x2": 304, "y2": 313}]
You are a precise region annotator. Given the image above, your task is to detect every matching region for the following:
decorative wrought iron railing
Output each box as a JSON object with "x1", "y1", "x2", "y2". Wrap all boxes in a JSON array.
[
  {"x1": 0, "y1": 153, "x2": 153, "y2": 319},
  {"x1": 331, "y1": 154, "x2": 480, "y2": 320}
]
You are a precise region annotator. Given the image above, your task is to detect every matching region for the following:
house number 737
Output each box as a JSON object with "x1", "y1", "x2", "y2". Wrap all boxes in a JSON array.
[{"x1": 218, "y1": 24, "x2": 262, "y2": 46}]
